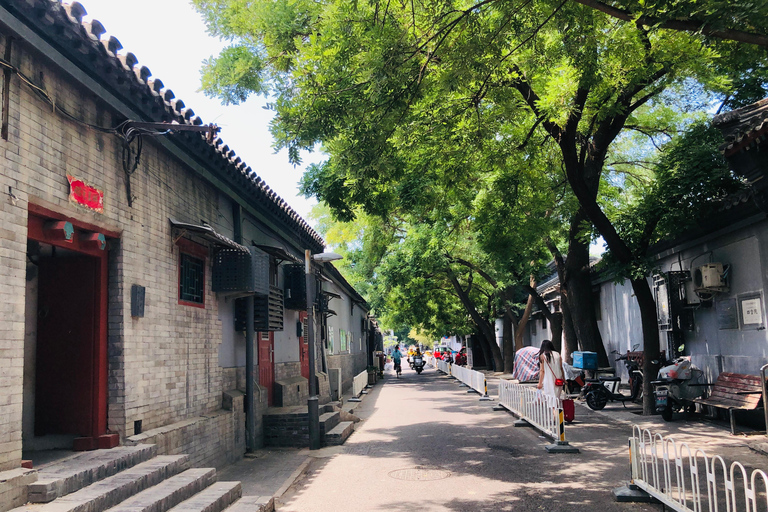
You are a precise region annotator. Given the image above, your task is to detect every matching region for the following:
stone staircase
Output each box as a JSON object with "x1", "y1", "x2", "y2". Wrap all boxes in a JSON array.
[
  {"x1": 8, "y1": 446, "x2": 273, "y2": 512},
  {"x1": 264, "y1": 403, "x2": 354, "y2": 447}
]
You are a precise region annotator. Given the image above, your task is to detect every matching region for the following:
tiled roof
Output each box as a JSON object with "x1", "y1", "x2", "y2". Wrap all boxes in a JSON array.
[
  {"x1": 713, "y1": 97, "x2": 768, "y2": 155},
  {"x1": 2, "y1": 0, "x2": 324, "y2": 249}
]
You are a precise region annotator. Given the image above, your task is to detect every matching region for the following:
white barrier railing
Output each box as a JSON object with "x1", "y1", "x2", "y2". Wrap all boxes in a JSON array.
[
  {"x1": 353, "y1": 370, "x2": 368, "y2": 396},
  {"x1": 497, "y1": 380, "x2": 576, "y2": 453},
  {"x1": 437, "y1": 360, "x2": 451, "y2": 374},
  {"x1": 629, "y1": 426, "x2": 768, "y2": 512},
  {"x1": 450, "y1": 364, "x2": 490, "y2": 399}
]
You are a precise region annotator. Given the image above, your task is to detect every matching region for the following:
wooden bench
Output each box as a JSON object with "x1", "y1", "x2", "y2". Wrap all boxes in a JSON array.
[{"x1": 693, "y1": 372, "x2": 765, "y2": 434}]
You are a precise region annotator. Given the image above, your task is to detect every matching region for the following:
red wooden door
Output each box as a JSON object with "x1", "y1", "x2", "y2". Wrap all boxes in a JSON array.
[
  {"x1": 36, "y1": 254, "x2": 98, "y2": 437},
  {"x1": 27, "y1": 207, "x2": 110, "y2": 449},
  {"x1": 299, "y1": 312, "x2": 309, "y2": 379},
  {"x1": 258, "y1": 332, "x2": 275, "y2": 405}
]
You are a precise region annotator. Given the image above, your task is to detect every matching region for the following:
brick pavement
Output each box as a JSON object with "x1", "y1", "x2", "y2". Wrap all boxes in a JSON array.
[{"x1": 217, "y1": 365, "x2": 768, "y2": 511}]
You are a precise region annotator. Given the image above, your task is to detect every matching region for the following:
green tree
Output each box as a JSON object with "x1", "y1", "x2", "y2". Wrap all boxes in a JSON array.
[{"x1": 194, "y1": 0, "x2": 767, "y2": 412}]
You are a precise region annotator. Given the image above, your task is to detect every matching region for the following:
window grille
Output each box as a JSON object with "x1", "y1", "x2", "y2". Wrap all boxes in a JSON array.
[{"x1": 180, "y1": 253, "x2": 205, "y2": 304}]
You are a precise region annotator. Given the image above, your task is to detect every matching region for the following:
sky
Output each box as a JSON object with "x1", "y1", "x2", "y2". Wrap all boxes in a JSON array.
[{"x1": 78, "y1": 0, "x2": 322, "y2": 223}]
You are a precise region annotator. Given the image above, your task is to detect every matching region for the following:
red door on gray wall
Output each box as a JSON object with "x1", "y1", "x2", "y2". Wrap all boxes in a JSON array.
[
  {"x1": 36, "y1": 255, "x2": 98, "y2": 437},
  {"x1": 258, "y1": 331, "x2": 275, "y2": 405},
  {"x1": 299, "y1": 311, "x2": 309, "y2": 379},
  {"x1": 28, "y1": 206, "x2": 111, "y2": 451}
]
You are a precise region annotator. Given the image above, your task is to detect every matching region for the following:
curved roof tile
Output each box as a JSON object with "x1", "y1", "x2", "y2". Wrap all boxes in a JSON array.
[
  {"x1": 714, "y1": 97, "x2": 768, "y2": 154},
  {"x1": 7, "y1": 0, "x2": 323, "y2": 247}
]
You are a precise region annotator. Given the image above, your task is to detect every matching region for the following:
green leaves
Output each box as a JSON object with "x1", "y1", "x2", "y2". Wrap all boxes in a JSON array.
[
  {"x1": 196, "y1": 0, "x2": 766, "y2": 333},
  {"x1": 200, "y1": 45, "x2": 267, "y2": 104}
]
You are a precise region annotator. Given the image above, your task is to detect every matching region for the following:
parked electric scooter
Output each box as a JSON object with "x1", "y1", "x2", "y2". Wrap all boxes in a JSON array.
[
  {"x1": 412, "y1": 355, "x2": 425, "y2": 374},
  {"x1": 582, "y1": 348, "x2": 644, "y2": 410},
  {"x1": 651, "y1": 351, "x2": 706, "y2": 421}
]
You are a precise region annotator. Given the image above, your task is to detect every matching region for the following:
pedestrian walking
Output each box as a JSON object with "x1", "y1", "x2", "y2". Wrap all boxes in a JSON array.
[{"x1": 537, "y1": 339, "x2": 564, "y2": 401}]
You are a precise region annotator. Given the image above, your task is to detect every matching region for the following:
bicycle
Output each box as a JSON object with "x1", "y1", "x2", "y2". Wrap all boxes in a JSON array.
[{"x1": 394, "y1": 361, "x2": 402, "y2": 378}]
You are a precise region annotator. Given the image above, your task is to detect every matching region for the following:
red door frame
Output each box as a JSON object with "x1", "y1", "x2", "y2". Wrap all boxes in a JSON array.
[
  {"x1": 299, "y1": 312, "x2": 309, "y2": 380},
  {"x1": 258, "y1": 331, "x2": 275, "y2": 406},
  {"x1": 28, "y1": 204, "x2": 115, "y2": 450}
]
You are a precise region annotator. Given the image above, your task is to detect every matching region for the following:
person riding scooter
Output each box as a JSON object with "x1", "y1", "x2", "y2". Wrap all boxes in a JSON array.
[{"x1": 412, "y1": 348, "x2": 426, "y2": 374}]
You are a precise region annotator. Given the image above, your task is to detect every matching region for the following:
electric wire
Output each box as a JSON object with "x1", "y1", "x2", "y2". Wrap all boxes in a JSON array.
[{"x1": 0, "y1": 55, "x2": 203, "y2": 206}]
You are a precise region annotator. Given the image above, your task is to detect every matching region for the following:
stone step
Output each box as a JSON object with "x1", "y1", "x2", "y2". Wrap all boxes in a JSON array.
[
  {"x1": 225, "y1": 496, "x2": 274, "y2": 512},
  {"x1": 152, "y1": 480, "x2": 239, "y2": 512},
  {"x1": 104, "y1": 468, "x2": 217, "y2": 512},
  {"x1": 0, "y1": 467, "x2": 38, "y2": 511},
  {"x1": 318, "y1": 412, "x2": 340, "y2": 436},
  {"x1": 30, "y1": 445, "x2": 158, "y2": 503},
  {"x1": 324, "y1": 421, "x2": 354, "y2": 446},
  {"x1": 321, "y1": 403, "x2": 340, "y2": 414},
  {"x1": 9, "y1": 455, "x2": 190, "y2": 512}
]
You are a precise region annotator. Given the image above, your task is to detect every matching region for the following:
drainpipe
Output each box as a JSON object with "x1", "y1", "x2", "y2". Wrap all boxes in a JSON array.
[
  {"x1": 233, "y1": 204, "x2": 256, "y2": 452},
  {"x1": 245, "y1": 296, "x2": 255, "y2": 452}
]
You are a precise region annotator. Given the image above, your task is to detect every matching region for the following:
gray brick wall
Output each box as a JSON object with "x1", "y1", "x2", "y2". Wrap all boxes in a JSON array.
[
  {"x1": 0, "y1": 31, "x2": 245, "y2": 470},
  {"x1": 0, "y1": 32, "x2": 34, "y2": 472},
  {"x1": 125, "y1": 390, "x2": 244, "y2": 469},
  {"x1": 274, "y1": 361, "x2": 301, "y2": 382}
]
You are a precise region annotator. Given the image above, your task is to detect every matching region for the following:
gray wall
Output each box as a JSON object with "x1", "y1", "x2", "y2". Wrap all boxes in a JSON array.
[{"x1": 595, "y1": 215, "x2": 768, "y2": 380}]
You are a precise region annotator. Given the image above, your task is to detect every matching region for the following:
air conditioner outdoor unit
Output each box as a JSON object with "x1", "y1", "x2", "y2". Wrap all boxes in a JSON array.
[{"x1": 693, "y1": 263, "x2": 728, "y2": 293}]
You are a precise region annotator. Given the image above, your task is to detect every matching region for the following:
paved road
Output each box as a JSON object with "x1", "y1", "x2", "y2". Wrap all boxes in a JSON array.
[{"x1": 276, "y1": 366, "x2": 656, "y2": 512}]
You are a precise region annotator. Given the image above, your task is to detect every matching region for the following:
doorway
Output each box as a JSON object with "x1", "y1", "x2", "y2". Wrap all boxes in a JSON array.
[
  {"x1": 258, "y1": 331, "x2": 275, "y2": 405},
  {"x1": 23, "y1": 210, "x2": 110, "y2": 455}
]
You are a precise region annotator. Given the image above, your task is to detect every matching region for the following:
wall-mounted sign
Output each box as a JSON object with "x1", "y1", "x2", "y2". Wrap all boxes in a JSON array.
[
  {"x1": 67, "y1": 175, "x2": 104, "y2": 213},
  {"x1": 739, "y1": 293, "x2": 764, "y2": 329},
  {"x1": 741, "y1": 298, "x2": 761, "y2": 324}
]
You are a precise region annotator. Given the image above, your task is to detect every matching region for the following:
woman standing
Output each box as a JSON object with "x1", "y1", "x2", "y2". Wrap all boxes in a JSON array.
[{"x1": 537, "y1": 340, "x2": 564, "y2": 401}]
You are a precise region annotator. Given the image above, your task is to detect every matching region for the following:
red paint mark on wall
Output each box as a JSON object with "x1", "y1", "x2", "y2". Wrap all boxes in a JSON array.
[{"x1": 67, "y1": 175, "x2": 104, "y2": 213}]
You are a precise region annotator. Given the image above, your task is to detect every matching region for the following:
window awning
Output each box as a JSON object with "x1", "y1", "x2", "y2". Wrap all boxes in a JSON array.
[
  {"x1": 323, "y1": 291, "x2": 342, "y2": 300},
  {"x1": 169, "y1": 218, "x2": 249, "y2": 252},
  {"x1": 254, "y1": 244, "x2": 301, "y2": 264}
]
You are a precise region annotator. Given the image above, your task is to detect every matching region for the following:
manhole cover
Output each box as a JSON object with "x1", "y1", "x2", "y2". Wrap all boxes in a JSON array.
[{"x1": 388, "y1": 466, "x2": 451, "y2": 481}]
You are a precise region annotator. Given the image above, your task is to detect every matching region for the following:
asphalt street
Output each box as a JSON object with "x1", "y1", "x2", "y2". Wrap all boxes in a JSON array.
[{"x1": 275, "y1": 366, "x2": 657, "y2": 512}]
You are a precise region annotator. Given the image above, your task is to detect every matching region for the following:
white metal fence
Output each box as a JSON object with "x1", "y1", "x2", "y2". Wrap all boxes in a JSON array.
[
  {"x1": 629, "y1": 426, "x2": 768, "y2": 512},
  {"x1": 498, "y1": 379, "x2": 565, "y2": 442},
  {"x1": 450, "y1": 364, "x2": 489, "y2": 398},
  {"x1": 437, "y1": 359, "x2": 451, "y2": 374}
]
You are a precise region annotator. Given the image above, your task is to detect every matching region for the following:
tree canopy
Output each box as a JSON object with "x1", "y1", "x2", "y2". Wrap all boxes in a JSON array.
[{"x1": 194, "y1": 0, "x2": 767, "y2": 410}]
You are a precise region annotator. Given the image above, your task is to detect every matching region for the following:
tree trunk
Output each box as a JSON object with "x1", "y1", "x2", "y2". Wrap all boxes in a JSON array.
[
  {"x1": 525, "y1": 284, "x2": 563, "y2": 349},
  {"x1": 502, "y1": 310, "x2": 515, "y2": 374},
  {"x1": 561, "y1": 299, "x2": 578, "y2": 364},
  {"x1": 474, "y1": 332, "x2": 493, "y2": 370},
  {"x1": 550, "y1": 312, "x2": 563, "y2": 351},
  {"x1": 546, "y1": 238, "x2": 578, "y2": 363},
  {"x1": 515, "y1": 278, "x2": 535, "y2": 350},
  {"x1": 563, "y1": 218, "x2": 610, "y2": 367},
  {"x1": 631, "y1": 277, "x2": 661, "y2": 415},
  {"x1": 446, "y1": 268, "x2": 503, "y2": 370}
]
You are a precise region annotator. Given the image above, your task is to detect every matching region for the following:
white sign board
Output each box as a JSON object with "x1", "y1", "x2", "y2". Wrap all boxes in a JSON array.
[{"x1": 741, "y1": 297, "x2": 762, "y2": 326}]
